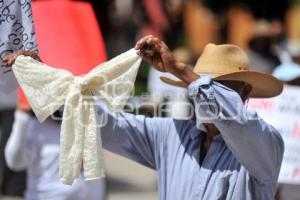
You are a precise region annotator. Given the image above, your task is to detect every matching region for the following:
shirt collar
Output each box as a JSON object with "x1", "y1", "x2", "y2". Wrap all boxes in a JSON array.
[
  {"x1": 190, "y1": 123, "x2": 223, "y2": 142},
  {"x1": 190, "y1": 123, "x2": 207, "y2": 140}
]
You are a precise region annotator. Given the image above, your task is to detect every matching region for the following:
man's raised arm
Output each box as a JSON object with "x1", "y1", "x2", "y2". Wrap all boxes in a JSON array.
[{"x1": 188, "y1": 76, "x2": 284, "y2": 183}]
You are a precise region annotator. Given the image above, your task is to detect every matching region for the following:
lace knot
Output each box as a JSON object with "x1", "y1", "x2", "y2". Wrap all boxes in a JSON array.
[{"x1": 74, "y1": 77, "x2": 89, "y2": 92}]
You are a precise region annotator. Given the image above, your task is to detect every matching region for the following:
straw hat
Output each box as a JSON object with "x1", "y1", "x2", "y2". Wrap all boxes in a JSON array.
[{"x1": 160, "y1": 43, "x2": 283, "y2": 98}]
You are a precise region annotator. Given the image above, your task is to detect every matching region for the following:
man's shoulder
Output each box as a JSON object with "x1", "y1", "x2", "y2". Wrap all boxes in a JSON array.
[
  {"x1": 168, "y1": 118, "x2": 198, "y2": 138},
  {"x1": 145, "y1": 117, "x2": 197, "y2": 137}
]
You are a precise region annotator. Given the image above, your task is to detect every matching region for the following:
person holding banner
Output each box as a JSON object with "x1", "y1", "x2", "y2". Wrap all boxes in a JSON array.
[
  {"x1": 3, "y1": 35, "x2": 284, "y2": 200},
  {"x1": 0, "y1": 0, "x2": 38, "y2": 196}
]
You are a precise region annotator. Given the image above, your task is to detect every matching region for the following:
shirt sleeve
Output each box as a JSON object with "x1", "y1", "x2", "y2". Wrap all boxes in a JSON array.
[
  {"x1": 96, "y1": 100, "x2": 171, "y2": 169},
  {"x1": 188, "y1": 76, "x2": 284, "y2": 183},
  {"x1": 4, "y1": 110, "x2": 30, "y2": 171}
]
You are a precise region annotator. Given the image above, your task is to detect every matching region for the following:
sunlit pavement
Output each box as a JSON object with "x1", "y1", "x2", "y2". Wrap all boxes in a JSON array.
[
  {"x1": 0, "y1": 150, "x2": 158, "y2": 200},
  {"x1": 0, "y1": 197, "x2": 23, "y2": 200},
  {"x1": 104, "y1": 150, "x2": 158, "y2": 200}
]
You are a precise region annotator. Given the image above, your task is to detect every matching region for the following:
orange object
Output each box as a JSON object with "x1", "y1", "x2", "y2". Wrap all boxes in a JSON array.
[
  {"x1": 227, "y1": 6, "x2": 255, "y2": 49},
  {"x1": 184, "y1": 0, "x2": 219, "y2": 56},
  {"x1": 286, "y1": 5, "x2": 300, "y2": 41},
  {"x1": 18, "y1": 0, "x2": 107, "y2": 109}
]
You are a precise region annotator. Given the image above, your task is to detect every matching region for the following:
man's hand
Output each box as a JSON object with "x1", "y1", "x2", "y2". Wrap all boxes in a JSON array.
[
  {"x1": 135, "y1": 35, "x2": 198, "y2": 85},
  {"x1": 135, "y1": 35, "x2": 182, "y2": 73},
  {"x1": 2, "y1": 50, "x2": 41, "y2": 67}
]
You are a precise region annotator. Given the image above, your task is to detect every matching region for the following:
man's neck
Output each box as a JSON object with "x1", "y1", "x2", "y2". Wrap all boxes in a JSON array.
[
  {"x1": 203, "y1": 123, "x2": 219, "y2": 151},
  {"x1": 198, "y1": 123, "x2": 219, "y2": 165}
]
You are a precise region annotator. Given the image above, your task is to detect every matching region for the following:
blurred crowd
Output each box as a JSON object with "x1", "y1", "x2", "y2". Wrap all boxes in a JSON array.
[{"x1": 1, "y1": 0, "x2": 300, "y2": 200}]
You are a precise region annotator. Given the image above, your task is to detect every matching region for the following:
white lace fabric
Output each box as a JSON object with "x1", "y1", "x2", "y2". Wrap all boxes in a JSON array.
[{"x1": 12, "y1": 49, "x2": 142, "y2": 185}]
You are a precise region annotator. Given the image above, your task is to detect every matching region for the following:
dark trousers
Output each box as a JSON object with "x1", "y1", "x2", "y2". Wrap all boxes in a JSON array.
[{"x1": 0, "y1": 109, "x2": 26, "y2": 196}]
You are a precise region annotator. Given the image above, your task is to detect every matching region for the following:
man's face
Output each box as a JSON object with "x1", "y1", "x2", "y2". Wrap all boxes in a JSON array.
[{"x1": 217, "y1": 80, "x2": 252, "y2": 102}]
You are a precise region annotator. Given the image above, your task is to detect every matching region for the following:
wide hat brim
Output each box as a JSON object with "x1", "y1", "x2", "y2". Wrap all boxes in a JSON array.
[{"x1": 160, "y1": 71, "x2": 283, "y2": 98}]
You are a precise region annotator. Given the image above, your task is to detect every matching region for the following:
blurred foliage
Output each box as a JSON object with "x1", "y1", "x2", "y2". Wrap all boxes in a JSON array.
[
  {"x1": 134, "y1": 61, "x2": 150, "y2": 95},
  {"x1": 291, "y1": 0, "x2": 300, "y2": 6}
]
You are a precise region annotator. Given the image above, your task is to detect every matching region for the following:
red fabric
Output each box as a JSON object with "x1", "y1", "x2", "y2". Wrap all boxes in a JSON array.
[
  {"x1": 143, "y1": 0, "x2": 169, "y2": 32},
  {"x1": 32, "y1": 0, "x2": 106, "y2": 74},
  {"x1": 19, "y1": 0, "x2": 107, "y2": 109},
  {"x1": 18, "y1": 89, "x2": 30, "y2": 110}
]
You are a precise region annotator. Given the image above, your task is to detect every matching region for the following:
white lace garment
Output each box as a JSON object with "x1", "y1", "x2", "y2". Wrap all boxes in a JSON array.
[{"x1": 12, "y1": 49, "x2": 142, "y2": 185}]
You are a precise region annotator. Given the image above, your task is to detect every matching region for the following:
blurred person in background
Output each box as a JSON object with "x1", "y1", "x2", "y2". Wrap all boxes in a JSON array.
[
  {"x1": 246, "y1": 20, "x2": 281, "y2": 74},
  {"x1": 4, "y1": 88, "x2": 106, "y2": 200},
  {"x1": 273, "y1": 40, "x2": 300, "y2": 85},
  {"x1": 91, "y1": 0, "x2": 186, "y2": 97},
  {"x1": 92, "y1": 0, "x2": 185, "y2": 56},
  {"x1": 0, "y1": 0, "x2": 38, "y2": 196},
  {"x1": 272, "y1": 41, "x2": 300, "y2": 200}
]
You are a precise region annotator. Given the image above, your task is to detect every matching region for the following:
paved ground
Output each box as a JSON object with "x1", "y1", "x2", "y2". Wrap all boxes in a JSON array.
[
  {"x1": 108, "y1": 191, "x2": 157, "y2": 200},
  {"x1": 104, "y1": 150, "x2": 158, "y2": 200},
  {"x1": 1, "y1": 193, "x2": 157, "y2": 200},
  {"x1": 0, "y1": 197, "x2": 22, "y2": 200},
  {"x1": 0, "y1": 150, "x2": 158, "y2": 200},
  {"x1": 1, "y1": 191, "x2": 157, "y2": 200}
]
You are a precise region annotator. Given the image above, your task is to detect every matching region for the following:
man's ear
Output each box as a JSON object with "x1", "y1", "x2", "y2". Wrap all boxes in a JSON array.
[{"x1": 241, "y1": 84, "x2": 252, "y2": 103}]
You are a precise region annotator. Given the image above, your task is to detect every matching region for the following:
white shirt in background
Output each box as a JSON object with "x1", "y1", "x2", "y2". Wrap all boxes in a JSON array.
[{"x1": 5, "y1": 110, "x2": 105, "y2": 200}]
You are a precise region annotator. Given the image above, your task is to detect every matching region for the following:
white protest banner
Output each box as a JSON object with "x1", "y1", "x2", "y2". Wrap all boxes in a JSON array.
[
  {"x1": 0, "y1": 71, "x2": 18, "y2": 93},
  {"x1": 248, "y1": 85, "x2": 300, "y2": 185},
  {"x1": 0, "y1": 0, "x2": 38, "y2": 93}
]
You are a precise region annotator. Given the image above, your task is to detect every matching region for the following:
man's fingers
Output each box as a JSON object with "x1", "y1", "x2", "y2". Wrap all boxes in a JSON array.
[
  {"x1": 2, "y1": 55, "x2": 13, "y2": 66},
  {"x1": 145, "y1": 37, "x2": 160, "y2": 47},
  {"x1": 2, "y1": 56, "x2": 9, "y2": 62},
  {"x1": 4, "y1": 55, "x2": 18, "y2": 67},
  {"x1": 139, "y1": 52, "x2": 152, "y2": 65},
  {"x1": 139, "y1": 50, "x2": 164, "y2": 70},
  {"x1": 135, "y1": 35, "x2": 154, "y2": 49},
  {"x1": 135, "y1": 35, "x2": 173, "y2": 73},
  {"x1": 135, "y1": 35, "x2": 162, "y2": 50},
  {"x1": 146, "y1": 38, "x2": 169, "y2": 56},
  {"x1": 157, "y1": 61, "x2": 164, "y2": 71},
  {"x1": 2, "y1": 60, "x2": 8, "y2": 66},
  {"x1": 135, "y1": 40, "x2": 144, "y2": 49},
  {"x1": 140, "y1": 50, "x2": 154, "y2": 60},
  {"x1": 6, "y1": 58, "x2": 13, "y2": 66}
]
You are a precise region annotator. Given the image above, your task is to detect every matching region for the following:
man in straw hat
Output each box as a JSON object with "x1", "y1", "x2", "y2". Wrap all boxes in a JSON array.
[
  {"x1": 100, "y1": 35, "x2": 284, "y2": 199},
  {"x1": 134, "y1": 35, "x2": 283, "y2": 199},
  {"x1": 4, "y1": 35, "x2": 284, "y2": 199}
]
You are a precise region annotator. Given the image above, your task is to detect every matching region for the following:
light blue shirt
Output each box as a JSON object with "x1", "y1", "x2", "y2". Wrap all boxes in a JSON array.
[{"x1": 96, "y1": 76, "x2": 284, "y2": 200}]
